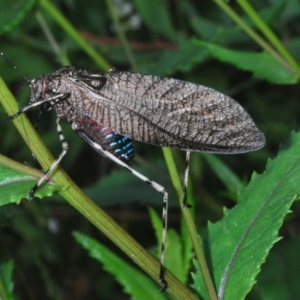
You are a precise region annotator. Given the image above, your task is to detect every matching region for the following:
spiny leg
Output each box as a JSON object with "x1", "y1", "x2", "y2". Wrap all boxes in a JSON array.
[
  {"x1": 75, "y1": 129, "x2": 169, "y2": 291},
  {"x1": 124, "y1": 168, "x2": 168, "y2": 291},
  {"x1": 183, "y1": 151, "x2": 192, "y2": 208},
  {"x1": 158, "y1": 189, "x2": 168, "y2": 292},
  {"x1": 9, "y1": 94, "x2": 66, "y2": 119},
  {"x1": 30, "y1": 107, "x2": 44, "y2": 161},
  {"x1": 34, "y1": 106, "x2": 44, "y2": 131},
  {"x1": 28, "y1": 116, "x2": 68, "y2": 201},
  {"x1": 8, "y1": 93, "x2": 68, "y2": 199}
]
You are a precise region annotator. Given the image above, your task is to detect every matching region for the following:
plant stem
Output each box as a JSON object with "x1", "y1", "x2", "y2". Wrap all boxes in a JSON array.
[
  {"x1": 105, "y1": 0, "x2": 137, "y2": 71},
  {"x1": 35, "y1": 11, "x2": 70, "y2": 66},
  {"x1": 0, "y1": 275, "x2": 9, "y2": 300},
  {"x1": 162, "y1": 148, "x2": 218, "y2": 300},
  {"x1": 236, "y1": 0, "x2": 300, "y2": 78},
  {"x1": 39, "y1": 0, "x2": 111, "y2": 71},
  {"x1": 213, "y1": 0, "x2": 292, "y2": 72}
]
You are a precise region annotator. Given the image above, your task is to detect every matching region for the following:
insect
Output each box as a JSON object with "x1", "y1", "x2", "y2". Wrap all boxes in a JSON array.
[{"x1": 1, "y1": 53, "x2": 265, "y2": 291}]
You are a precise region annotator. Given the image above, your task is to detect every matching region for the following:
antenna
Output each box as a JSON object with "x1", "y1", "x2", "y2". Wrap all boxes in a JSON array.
[{"x1": 0, "y1": 52, "x2": 31, "y2": 84}]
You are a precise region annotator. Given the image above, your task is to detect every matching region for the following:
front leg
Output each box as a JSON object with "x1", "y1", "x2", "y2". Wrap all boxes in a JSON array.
[
  {"x1": 9, "y1": 93, "x2": 67, "y2": 119},
  {"x1": 28, "y1": 116, "x2": 68, "y2": 201}
]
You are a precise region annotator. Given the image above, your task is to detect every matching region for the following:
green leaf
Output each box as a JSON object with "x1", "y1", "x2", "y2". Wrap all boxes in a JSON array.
[
  {"x1": 73, "y1": 232, "x2": 166, "y2": 300},
  {"x1": 0, "y1": 260, "x2": 15, "y2": 300},
  {"x1": 202, "y1": 153, "x2": 244, "y2": 198},
  {"x1": 0, "y1": 0, "x2": 36, "y2": 35},
  {"x1": 184, "y1": 1, "x2": 286, "y2": 42},
  {"x1": 164, "y1": 229, "x2": 185, "y2": 283},
  {"x1": 255, "y1": 235, "x2": 300, "y2": 299},
  {"x1": 0, "y1": 45, "x2": 56, "y2": 83},
  {"x1": 132, "y1": 0, "x2": 177, "y2": 41},
  {"x1": 286, "y1": 37, "x2": 300, "y2": 63},
  {"x1": 148, "y1": 207, "x2": 162, "y2": 247},
  {"x1": 194, "y1": 39, "x2": 298, "y2": 84},
  {"x1": 192, "y1": 131, "x2": 300, "y2": 299},
  {"x1": 0, "y1": 156, "x2": 63, "y2": 205},
  {"x1": 139, "y1": 39, "x2": 208, "y2": 76},
  {"x1": 84, "y1": 162, "x2": 177, "y2": 207}
]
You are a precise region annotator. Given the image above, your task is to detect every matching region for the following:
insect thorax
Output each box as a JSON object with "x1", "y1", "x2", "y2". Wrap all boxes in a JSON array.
[{"x1": 29, "y1": 66, "x2": 134, "y2": 163}]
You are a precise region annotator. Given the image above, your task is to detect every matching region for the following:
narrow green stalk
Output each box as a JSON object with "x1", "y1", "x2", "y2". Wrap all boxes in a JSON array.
[
  {"x1": 35, "y1": 11, "x2": 60, "y2": 56},
  {"x1": 0, "y1": 77, "x2": 198, "y2": 300},
  {"x1": 236, "y1": 0, "x2": 300, "y2": 78},
  {"x1": 0, "y1": 277, "x2": 9, "y2": 300},
  {"x1": 35, "y1": 11, "x2": 70, "y2": 66},
  {"x1": 39, "y1": 0, "x2": 111, "y2": 71},
  {"x1": 213, "y1": 0, "x2": 291, "y2": 71},
  {"x1": 105, "y1": 0, "x2": 137, "y2": 71},
  {"x1": 162, "y1": 148, "x2": 218, "y2": 300}
]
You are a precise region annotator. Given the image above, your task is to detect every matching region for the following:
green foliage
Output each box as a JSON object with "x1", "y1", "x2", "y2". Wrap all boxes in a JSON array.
[
  {"x1": 0, "y1": 0, "x2": 36, "y2": 35},
  {"x1": 74, "y1": 232, "x2": 166, "y2": 300},
  {"x1": 201, "y1": 153, "x2": 244, "y2": 199},
  {"x1": 148, "y1": 207, "x2": 193, "y2": 284},
  {"x1": 0, "y1": 158, "x2": 62, "y2": 205},
  {"x1": 132, "y1": 0, "x2": 177, "y2": 41},
  {"x1": 194, "y1": 40, "x2": 298, "y2": 84},
  {"x1": 255, "y1": 235, "x2": 300, "y2": 299},
  {"x1": 84, "y1": 162, "x2": 177, "y2": 207},
  {"x1": 193, "y1": 131, "x2": 300, "y2": 299},
  {"x1": 0, "y1": 0, "x2": 300, "y2": 299},
  {"x1": 139, "y1": 39, "x2": 208, "y2": 76},
  {"x1": 0, "y1": 260, "x2": 16, "y2": 300}
]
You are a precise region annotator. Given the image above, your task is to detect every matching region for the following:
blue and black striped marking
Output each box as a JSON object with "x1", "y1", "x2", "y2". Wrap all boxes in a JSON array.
[
  {"x1": 80, "y1": 116, "x2": 135, "y2": 164},
  {"x1": 101, "y1": 130, "x2": 135, "y2": 163}
]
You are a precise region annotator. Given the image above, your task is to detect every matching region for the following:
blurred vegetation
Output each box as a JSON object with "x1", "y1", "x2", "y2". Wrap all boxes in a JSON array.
[{"x1": 0, "y1": 0, "x2": 300, "y2": 299}]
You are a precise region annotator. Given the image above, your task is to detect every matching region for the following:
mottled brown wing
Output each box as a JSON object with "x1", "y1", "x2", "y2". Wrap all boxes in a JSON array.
[{"x1": 88, "y1": 70, "x2": 265, "y2": 154}]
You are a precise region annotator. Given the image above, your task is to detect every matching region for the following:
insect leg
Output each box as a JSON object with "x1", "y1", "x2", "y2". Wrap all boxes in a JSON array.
[
  {"x1": 183, "y1": 151, "x2": 192, "y2": 208},
  {"x1": 30, "y1": 107, "x2": 44, "y2": 161},
  {"x1": 9, "y1": 94, "x2": 66, "y2": 119},
  {"x1": 34, "y1": 106, "x2": 44, "y2": 130},
  {"x1": 75, "y1": 129, "x2": 169, "y2": 291},
  {"x1": 28, "y1": 116, "x2": 68, "y2": 201}
]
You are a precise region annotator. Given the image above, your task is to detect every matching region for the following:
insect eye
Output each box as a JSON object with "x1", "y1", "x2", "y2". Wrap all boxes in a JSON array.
[{"x1": 71, "y1": 70, "x2": 81, "y2": 77}]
